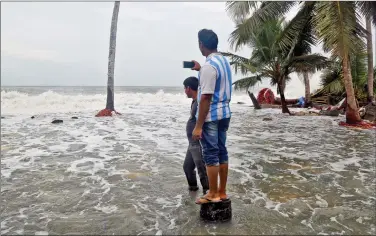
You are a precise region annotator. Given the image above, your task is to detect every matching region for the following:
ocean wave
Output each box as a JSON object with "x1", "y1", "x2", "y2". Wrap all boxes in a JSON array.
[{"x1": 1, "y1": 89, "x2": 253, "y2": 115}]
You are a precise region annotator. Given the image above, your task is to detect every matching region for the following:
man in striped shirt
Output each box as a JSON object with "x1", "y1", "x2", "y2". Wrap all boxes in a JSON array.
[{"x1": 191, "y1": 29, "x2": 232, "y2": 204}]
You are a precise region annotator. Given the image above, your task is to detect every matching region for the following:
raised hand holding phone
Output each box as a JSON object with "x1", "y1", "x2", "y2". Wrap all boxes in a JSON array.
[
  {"x1": 191, "y1": 60, "x2": 201, "y2": 71},
  {"x1": 183, "y1": 60, "x2": 201, "y2": 71},
  {"x1": 183, "y1": 61, "x2": 195, "y2": 69}
]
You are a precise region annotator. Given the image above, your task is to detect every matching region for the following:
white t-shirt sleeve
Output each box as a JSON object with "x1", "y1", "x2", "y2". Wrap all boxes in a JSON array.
[{"x1": 199, "y1": 65, "x2": 217, "y2": 95}]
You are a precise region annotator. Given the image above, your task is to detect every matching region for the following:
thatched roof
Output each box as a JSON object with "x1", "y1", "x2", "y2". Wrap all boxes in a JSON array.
[{"x1": 310, "y1": 87, "x2": 345, "y2": 105}]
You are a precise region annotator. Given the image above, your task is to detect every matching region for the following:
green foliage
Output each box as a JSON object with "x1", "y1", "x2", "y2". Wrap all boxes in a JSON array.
[
  {"x1": 225, "y1": 0, "x2": 375, "y2": 106},
  {"x1": 320, "y1": 53, "x2": 376, "y2": 98},
  {"x1": 356, "y1": 1, "x2": 376, "y2": 25},
  {"x1": 223, "y1": 18, "x2": 328, "y2": 93},
  {"x1": 314, "y1": 1, "x2": 366, "y2": 58}
]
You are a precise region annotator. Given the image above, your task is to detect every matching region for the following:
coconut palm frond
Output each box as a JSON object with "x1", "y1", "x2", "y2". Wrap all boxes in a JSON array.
[
  {"x1": 289, "y1": 54, "x2": 329, "y2": 73},
  {"x1": 277, "y1": 1, "x2": 316, "y2": 53},
  {"x1": 320, "y1": 61, "x2": 344, "y2": 94},
  {"x1": 228, "y1": 19, "x2": 255, "y2": 51},
  {"x1": 319, "y1": 52, "x2": 368, "y2": 95},
  {"x1": 221, "y1": 52, "x2": 251, "y2": 63},
  {"x1": 231, "y1": 62, "x2": 258, "y2": 76},
  {"x1": 322, "y1": 78, "x2": 344, "y2": 94},
  {"x1": 241, "y1": 1, "x2": 298, "y2": 30},
  {"x1": 232, "y1": 75, "x2": 263, "y2": 91},
  {"x1": 356, "y1": 1, "x2": 376, "y2": 25},
  {"x1": 269, "y1": 75, "x2": 279, "y2": 87},
  {"x1": 350, "y1": 52, "x2": 367, "y2": 84},
  {"x1": 314, "y1": 1, "x2": 366, "y2": 58},
  {"x1": 228, "y1": 1, "x2": 297, "y2": 50},
  {"x1": 320, "y1": 60, "x2": 341, "y2": 82},
  {"x1": 222, "y1": 52, "x2": 258, "y2": 75},
  {"x1": 225, "y1": 1, "x2": 259, "y2": 21}
]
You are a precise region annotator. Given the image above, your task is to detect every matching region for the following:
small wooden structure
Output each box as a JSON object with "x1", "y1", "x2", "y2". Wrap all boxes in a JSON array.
[
  {"x1": 310, "y1": 88, "x2": 343, "y2": 105},
  {"x1": 200, "y1": 199, "x2": 232, "y2": 222}
]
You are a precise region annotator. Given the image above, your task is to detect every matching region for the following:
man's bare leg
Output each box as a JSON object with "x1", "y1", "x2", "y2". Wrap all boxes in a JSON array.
[
  {"x1": 204, "y1": 165, "x2": 220, "y2": 200},
  {"x1": 218, "y1": 163, "x2": 228, "y2": 199}
]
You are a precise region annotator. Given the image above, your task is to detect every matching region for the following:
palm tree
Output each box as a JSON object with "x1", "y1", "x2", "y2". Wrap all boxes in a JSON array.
[
  {"x1": 302, "y1": 72, "x2": 311, "y2": 107},
  {"x1": 320, "y1": 53, "x2": 375, "y2": 103},
  {"x1": 96, "y1": 1, "x2": 120, "y2": 117},
  {"x1": 226, "y1": 1, "x2": 376, "y2": 123},
  {"x1": 223, "y1": 19, "x2": 328, "y2": 114},
  {"x1": 366, "y1": 18, "x2": 374, "y2": 103}
]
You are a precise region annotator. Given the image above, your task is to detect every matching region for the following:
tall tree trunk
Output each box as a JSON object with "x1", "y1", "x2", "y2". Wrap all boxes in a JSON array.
[
  {"x1": 106, "y1": 1, "x2": 120, "y2": 111},
  {"x1": 366, "y1": 18, "x2": 374, "y2": 104},
  {"x1": 277, "y1": 80, "x2": 290, "y2": 114},
  {"x1": 303, "y1": 72, "x2": 311, "y2": 107},
  {"x1": 342, "y1": 56, "x2": 361, "y2": 124}
]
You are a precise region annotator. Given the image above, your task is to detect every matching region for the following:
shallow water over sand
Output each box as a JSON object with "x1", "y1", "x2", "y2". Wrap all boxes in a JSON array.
[{"x1": 1, "y1": 87, "x2": 375, "y2": 235}]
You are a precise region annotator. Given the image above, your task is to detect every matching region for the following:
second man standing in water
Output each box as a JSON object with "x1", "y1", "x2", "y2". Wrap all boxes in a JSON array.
[{"x1": 183, "y1": 76, "x2": 209, "y2": 195}]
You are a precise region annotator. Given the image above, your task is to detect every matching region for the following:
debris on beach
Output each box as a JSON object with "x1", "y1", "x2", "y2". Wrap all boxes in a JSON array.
[
  {"x1": 338, "y1": 103, "x2": 376, "y2": 129},
  {"x1": 361, "y1": 103, "x2": 376, "y2": 122},
  {"x1": 339, "y1": 120, "x2": 376, "y2": 130},
  {"x1": 248, "y1": 91, "x2": 261, "y2": 109},
  {"x1": 318, "y1": 110, "x2": 340, "y2": 117},
  {"x1": 95, "y1": 109, "x2": 121, "y2": 117}
]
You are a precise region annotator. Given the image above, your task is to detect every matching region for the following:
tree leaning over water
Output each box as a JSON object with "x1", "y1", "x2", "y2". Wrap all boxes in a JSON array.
[
  {"x1": 223, "y1": 18, "x2": 328, "y2": 114},
  {"x1": 96, "y1": 1, "x2": 120, "y2": 117},
  {"x1": 226, "y1": 1, "x2": 376, "y2": 123}
]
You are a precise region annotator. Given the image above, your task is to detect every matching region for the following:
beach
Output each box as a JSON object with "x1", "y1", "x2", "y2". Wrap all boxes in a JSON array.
[{"x1": 1, "y1": 86, "x2": 375, "y2": 235}]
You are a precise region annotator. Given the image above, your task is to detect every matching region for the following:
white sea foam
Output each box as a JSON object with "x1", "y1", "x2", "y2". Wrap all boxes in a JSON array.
[
  {"x1": 1, "y1": 87, "x2": 312, "y2": 116},
  {"x1": 1, "y1": 87, "x2": 375, "y2": 235},
  {"x1": 1, "y1": 89, "x2": 253, "y2": 115},
  {"x1": 35, "y1": 231, "x2": 49, "y2": 235},
  {"x1": 94, "y1": 204, "x2": 118, "y2": 214}
]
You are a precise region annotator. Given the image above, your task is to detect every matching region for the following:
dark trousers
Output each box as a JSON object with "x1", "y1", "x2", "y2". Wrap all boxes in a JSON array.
[{"x1": 183, "y1": 142, "x2": 209, "y2": 193}]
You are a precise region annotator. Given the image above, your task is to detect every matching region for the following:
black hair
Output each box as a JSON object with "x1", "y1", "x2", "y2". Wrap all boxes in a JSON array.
[
  {"x1": 198, "y1": 29, "x2": 218, "y2": 50},
  {"x1": 183, "y1": 76, "x2": 199, "y2": 91}
]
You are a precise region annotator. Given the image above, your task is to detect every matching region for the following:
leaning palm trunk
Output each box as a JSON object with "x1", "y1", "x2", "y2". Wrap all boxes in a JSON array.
[
  {"x1": 106, "y1": 1, "x2": 120, "y2": 110},
  {"x1": 277, "y1": 80, "x2": 290, "y2": 114},
  {"x1": 342, "y1": 57, "x2": 361, "y2": 123},
  {"x1": 366, "y1": 18, "x2": 374, "y2": 103},
  {"x1": 96, "y1": 1, "x2": 120, "y2": 117},
  {"x1": 303, "y1": 72, "x2": 311, "y2": 106}
]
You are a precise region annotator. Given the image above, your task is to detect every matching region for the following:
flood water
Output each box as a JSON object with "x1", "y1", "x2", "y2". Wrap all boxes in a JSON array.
[{"x1": 1, "y1": 87, "x2": 375, "y2": 235}]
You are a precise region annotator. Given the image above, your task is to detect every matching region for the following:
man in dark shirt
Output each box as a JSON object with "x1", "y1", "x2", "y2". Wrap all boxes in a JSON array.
[{"x1": 183, "y1": 76, "x2": 209, "y2": 194}]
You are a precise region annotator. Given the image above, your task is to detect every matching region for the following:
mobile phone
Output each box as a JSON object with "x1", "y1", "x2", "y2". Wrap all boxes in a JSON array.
[{"x1": 183, "y1": 61, "x2": 195, "y2": 69}]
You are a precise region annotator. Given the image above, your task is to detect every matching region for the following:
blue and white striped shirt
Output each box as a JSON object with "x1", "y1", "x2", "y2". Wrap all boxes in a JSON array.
[{"x1": 197, "y1": 53, "x2": 232, "y2": 122}]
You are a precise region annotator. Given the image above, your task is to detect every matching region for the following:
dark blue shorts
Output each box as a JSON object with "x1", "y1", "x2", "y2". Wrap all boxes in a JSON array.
[{"x1": 199, "y1": 118, "x2": 231, "y2": 166}]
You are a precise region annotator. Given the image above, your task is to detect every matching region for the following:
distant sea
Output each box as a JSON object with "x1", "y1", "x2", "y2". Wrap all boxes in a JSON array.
[{"x1": 0, "y1": 85, "x2": 309, "y2": 115}]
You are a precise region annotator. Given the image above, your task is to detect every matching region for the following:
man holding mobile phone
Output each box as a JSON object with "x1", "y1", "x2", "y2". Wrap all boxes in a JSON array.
[
  {"x1": 190, "y1": 29, "x2": 232, "y2": 204},
  {"x1": 183, "y1": 76, "x2": 209, "y2": 195}
]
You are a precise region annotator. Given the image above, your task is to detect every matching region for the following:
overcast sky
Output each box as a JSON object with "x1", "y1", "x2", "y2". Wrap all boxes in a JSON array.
[{"x1": 1, "y1": 2, "x2": 375, "y2": 91}]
